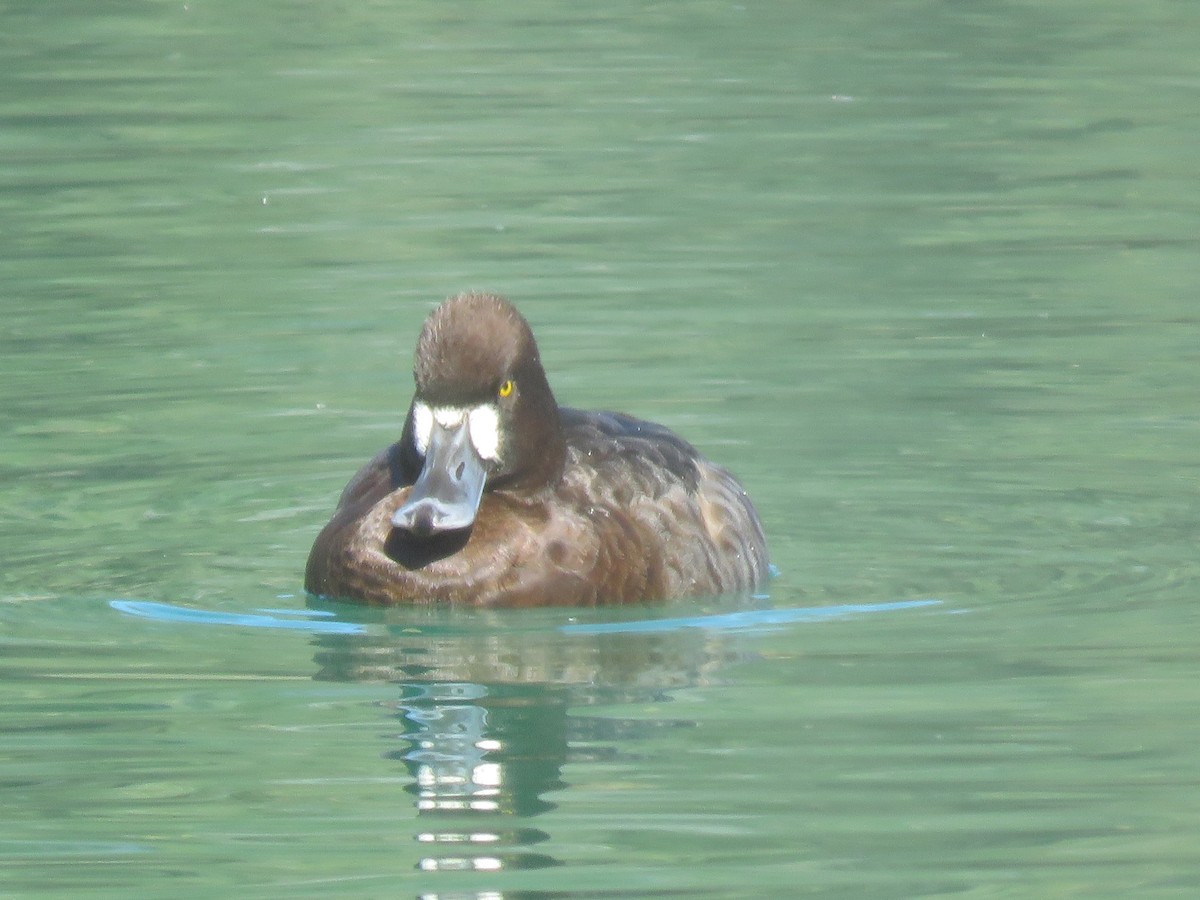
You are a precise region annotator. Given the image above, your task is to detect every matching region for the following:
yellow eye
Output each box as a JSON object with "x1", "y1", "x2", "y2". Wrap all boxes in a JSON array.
[{"x1": 498, "y1": 379, "x2": 514, "y2": 399}]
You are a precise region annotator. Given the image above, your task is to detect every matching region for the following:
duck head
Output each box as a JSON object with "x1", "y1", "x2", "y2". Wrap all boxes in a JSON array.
[{"x1": 391, "y1": 293, "x2": 566, "y2": 538}]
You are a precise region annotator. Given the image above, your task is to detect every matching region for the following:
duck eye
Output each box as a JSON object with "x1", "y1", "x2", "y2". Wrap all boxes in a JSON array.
[{"x1": 498, "y1": 379, "x2": 514, "y2": 399}]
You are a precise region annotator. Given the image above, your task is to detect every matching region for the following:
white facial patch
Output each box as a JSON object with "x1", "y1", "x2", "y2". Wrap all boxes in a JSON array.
[
  {"x1": 410, "y1": 401, "x2": 434, "y2": 455},
  {"x1": 467, "y1": 405, "x2": 501, "y2": 461},
  {"x1": 410, "y1": 401, "x2": 501, "y2": 462}
]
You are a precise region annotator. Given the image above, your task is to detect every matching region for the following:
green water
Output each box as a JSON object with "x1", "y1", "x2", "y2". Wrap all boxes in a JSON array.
[{"x1": 3, "y1": 0, "x2": 1200, "y2": 896}]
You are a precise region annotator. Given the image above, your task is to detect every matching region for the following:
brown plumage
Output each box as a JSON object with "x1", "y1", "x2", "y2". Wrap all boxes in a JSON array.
[{"x1": 304, "y1": 293, "x2": 768, "y2": 607}]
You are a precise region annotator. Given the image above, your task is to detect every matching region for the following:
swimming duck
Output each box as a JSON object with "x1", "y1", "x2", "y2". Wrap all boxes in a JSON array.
[{"x1": 305, "y1": 293, "x2": 768, "y2": 607}]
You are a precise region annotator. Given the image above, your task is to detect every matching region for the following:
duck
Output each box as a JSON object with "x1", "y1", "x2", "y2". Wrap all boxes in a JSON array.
[{"x1": 304, "y1": 292, "x2": 769, "y2": 607}]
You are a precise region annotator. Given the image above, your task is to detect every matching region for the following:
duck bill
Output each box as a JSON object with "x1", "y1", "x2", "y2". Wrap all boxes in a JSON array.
[{"x1": 391, "y1": 420, "x2": 488, "y2": 537}]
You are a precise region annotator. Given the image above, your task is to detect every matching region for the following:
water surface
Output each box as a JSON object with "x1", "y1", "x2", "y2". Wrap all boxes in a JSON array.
[{"x1": 3, "y1": 1, "x2": 1199, "y2": 896}]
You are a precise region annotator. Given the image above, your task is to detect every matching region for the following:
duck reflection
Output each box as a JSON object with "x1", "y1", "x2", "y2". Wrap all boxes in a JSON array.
[
  {"x1": 391, "y1": 680, "x2": 567, "y2": 824},
  {"x1": 308, "y1": 603, "x2": 743, "y2": 882},
  {"x1": 389, "y1": 680, "x2": 565, "y2": 875}
]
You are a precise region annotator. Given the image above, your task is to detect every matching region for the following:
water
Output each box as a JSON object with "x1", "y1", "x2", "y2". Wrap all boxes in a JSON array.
[{"x1": 3, "y1": 0, "x2": 1199, "y2": 896}]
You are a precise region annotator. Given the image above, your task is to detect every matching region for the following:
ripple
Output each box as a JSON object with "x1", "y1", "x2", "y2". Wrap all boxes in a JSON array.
[{"x1": 109, "y1": 600, "x2": 366, "y2": 634}]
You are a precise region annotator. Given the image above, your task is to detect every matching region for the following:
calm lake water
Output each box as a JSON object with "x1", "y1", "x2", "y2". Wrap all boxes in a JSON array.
[{"x1": 3, "y1": 1, "x2": 1199, "y2": 896}]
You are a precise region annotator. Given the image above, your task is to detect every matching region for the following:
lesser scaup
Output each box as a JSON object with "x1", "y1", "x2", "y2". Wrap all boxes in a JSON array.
[{"x1": 305, "y1": 293, "x2": 768, "y2": 606}]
